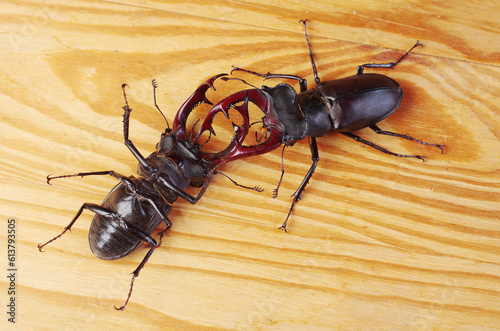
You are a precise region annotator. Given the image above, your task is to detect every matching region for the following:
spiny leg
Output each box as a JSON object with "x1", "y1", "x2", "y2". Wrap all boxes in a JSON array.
[
  {"x1": 156, "y1": 170, "x2": 214, "y2": 205},
  {"x1": 38, "y1": 202, "x2": 159, "y2": 252},
  {"x1": 41, "y1": 171, "x2": 160, "y2": 251},
  {"x1": 46, "y1": 170, "x2": 125, "y2": 184},
  {"x1": 115, "y1": 221, "x2": 171, "y2": 311},
  {"x1": 279, "y1": 137, "x2": 319, "y2": 232},
  {"x1": 357, "y1": 41, "x2": 423, "y2": 75},
  {"x1": 38, "y1": 202, "x2": 103, "y2": 251},
  {"x1": 122, "y1": 84, "x2": 154, "y2": 173},
  {"x1": 340, "y1": 132, "x2": 425, "y2": 161},
  {"x1": 273, "y1": 145, "x2": 287, "y2": 198},
  {"x1": 42, "y1": 171, "x2": 128, "y2": 251},
  {"x1": 369, "y1": 124, "x2": 444, "y2": 153}
]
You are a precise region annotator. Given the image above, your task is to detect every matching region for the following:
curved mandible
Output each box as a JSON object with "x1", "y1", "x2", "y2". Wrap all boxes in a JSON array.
[
  {"x1": 197, "y1": 88, "x2": 272, "y2": 143},
  {"x1": 197, "y1": 89, "x2": 284, "y2": 165},
  {"x1": 172, "y1": 73, "x2": 228, "y2": 141}
]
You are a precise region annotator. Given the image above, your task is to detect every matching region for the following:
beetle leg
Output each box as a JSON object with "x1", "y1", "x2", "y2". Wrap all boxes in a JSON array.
[
  {"x1": 37, "y1": 202, "x2": 103, "y2": 252},
  {"x1": 43, "y1": 171, "x2": 169, "y2": 247},
  {"x1": 156, "y1": 170, "x2": 214, "y2": 204},
  {"x1": 369, "y1": 124, "x2": 444, "y2": 153},
  {"x1": 41, "y1": 171, "x2": 127, "y2": 251},
  {"x1": 279, "y1": 137, "x2": 319, "y2": 232},
  {"x1": 114, "y1": 183, "x2": 173, "y2": 311},
  {"x1": 340, "y1": 132, "x2": 425, "y2": 161},
  {"x1": 272, "y1": 145, "x2": 287, "y2": 198},
  {"x1": 231, "y1": 67, "x2": 308, "y2": 92},
  {"x1": 46, "y1": 170, "x2": 126, "y2": 185},
  {"x1": 122, "y1": 85, "x2": 156, "y2": 174},
  {"x1": 299, "y1": 19, "x2": 320, "y2": 85},
  {"x1": 356, "y1": 41, "x2": 423, "y2": 75},
  {"x1": 214, "y1": 170, "x2": 263, "y2": 192},
  {"x1": 115, "y1": 211, "x2": 171, "y2": 311}
]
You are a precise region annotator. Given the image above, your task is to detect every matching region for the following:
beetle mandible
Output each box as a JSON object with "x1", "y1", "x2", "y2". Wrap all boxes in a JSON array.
[{"x1": 198, "y1": 20, "x2": 444, "y2": 231}]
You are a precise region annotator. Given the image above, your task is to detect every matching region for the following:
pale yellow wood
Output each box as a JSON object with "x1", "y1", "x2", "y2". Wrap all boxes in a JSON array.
[{"x1": 0, "y1": 0, "x2": 499, "y2": 329}]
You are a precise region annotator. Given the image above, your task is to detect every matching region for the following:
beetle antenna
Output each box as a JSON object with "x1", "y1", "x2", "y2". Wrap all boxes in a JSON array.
[
  {"x1": 300, "y1": 20, "x2": 320, "y2": 84},
  {"x1": 215, "y1": 171, "x2": 263, "y2": 192},
  {"x1": 122, "y1": 83, "x2": 130, "y2": 108},
  {"x1": 221, "y1": 76, "x2": 259, "y2": 89},
  {"x1": 255, "y1": 127, "x2": 270, "y2": 143},
  {"x1": 152, "y1": 79, "x2": 170, "y2": 131}
]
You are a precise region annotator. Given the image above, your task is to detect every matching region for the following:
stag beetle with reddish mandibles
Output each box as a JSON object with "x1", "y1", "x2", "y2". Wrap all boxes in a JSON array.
[{"x1": 198, "y1": 20, "x2": 444, "y2": 231}]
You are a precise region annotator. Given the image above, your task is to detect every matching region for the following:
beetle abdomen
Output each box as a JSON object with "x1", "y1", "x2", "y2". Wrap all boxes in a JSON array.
[
  {"x1": 316, "y1": 73, "x2": 402, "y2": 132},
  {"x1": 89, "y1": 182, "x2": 166, "y2": 260}
]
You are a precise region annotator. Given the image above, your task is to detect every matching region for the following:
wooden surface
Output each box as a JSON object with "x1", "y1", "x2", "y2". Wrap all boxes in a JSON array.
[{"x1": 1, "y1": 0, "x2": 499, "y2": 329}]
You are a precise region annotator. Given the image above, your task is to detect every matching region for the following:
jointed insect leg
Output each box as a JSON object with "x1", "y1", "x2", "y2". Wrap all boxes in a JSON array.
[
  {"x1": 279, "y1": 137, "x2": 319, "y2": 232},
  {"x1": 369, "y1": 124, "x2": 444, "y2": 153},
  {"x1": 356, "y1": 41, "x2": 423, "y2": 75},
  {"x1": 340, "y1": 132, "x2": 425, "y2": 161}
]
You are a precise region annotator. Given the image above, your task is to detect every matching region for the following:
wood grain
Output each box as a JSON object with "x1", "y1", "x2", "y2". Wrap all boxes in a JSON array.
[{"x1": 0, "y1": 0, "x2": 499, "y2": 329}]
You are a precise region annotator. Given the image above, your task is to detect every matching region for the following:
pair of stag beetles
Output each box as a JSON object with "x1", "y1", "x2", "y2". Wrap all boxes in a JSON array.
[{"x1": 39, "y1": 21, "x2": 443, "y2": 310}]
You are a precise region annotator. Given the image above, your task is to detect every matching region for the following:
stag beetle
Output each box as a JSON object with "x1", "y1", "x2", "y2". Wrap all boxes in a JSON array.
[
  {"x1": 198, "y1": 20, "x2": 444, "y2": 231},
  {"x1": 38, "y1": 75, "x2": 260, "y2": 310}
]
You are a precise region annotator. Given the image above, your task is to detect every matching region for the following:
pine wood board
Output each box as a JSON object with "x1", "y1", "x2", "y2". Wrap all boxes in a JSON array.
[{"x1": 0, "y1": 0, "x2": 499, "y2": 329}]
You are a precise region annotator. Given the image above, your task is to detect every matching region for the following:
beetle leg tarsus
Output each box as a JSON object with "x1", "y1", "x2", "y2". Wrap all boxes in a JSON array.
[
  {"x1": 215, "y1": 170, "x2": 264, "y2": 192},
  {"x1": 114, "y1": 250, "x2": 149, "y2": 311},
  {"x1": 231, "y1": 66, "x2": 269, "y2": 79},
  {"x1": 221, "y1": 76, "x2": 259, "y2": 89},
  {"x1": 114, "y1": 223, "x2": 170, "y2": 311},
  {"x1": 369, "y1": 124, "x2": 444, "y2": 154}
]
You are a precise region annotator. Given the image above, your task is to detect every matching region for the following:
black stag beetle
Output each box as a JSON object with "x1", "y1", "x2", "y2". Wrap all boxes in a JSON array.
[
  {"x1": 197, "y1": 20, "x2": 444, "y2": 231},
  {"x1": 38, "y1": 75, "x2": 261, "y2": 310}
]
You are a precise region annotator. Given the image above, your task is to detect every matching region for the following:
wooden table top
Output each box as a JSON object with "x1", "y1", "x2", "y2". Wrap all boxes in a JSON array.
[{"x1": 1, "y1": 0, "x2": 499, "y2": 329}]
